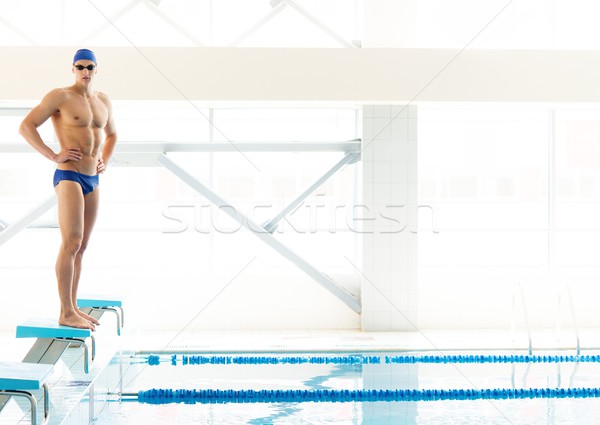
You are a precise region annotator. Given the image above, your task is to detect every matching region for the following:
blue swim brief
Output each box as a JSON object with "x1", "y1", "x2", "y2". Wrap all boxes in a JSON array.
[{"x1": 53, "y1": 169, "x2": 99, "y2": 195}]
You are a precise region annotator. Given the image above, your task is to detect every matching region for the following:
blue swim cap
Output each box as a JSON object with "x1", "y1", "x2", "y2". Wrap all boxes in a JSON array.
[{"x1": 73, "y1": 49, "x2": 97, "y2": 64}]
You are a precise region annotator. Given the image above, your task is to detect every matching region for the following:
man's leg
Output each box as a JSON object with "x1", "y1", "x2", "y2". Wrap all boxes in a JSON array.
[
  {"x1": 55, "y1": 181, "x2": 94, "y2": 330},
  {"x1": 72, "y1": 187, "x2": 101, "y2": 325}
]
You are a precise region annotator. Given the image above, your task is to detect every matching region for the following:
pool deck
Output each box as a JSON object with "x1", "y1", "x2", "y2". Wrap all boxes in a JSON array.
[{"x1": 121, "y1": 327, "x2": 600, "y2": 354}]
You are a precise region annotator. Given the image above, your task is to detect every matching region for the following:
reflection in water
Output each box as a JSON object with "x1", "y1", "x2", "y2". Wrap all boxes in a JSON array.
[
  {"x1": 249, "y1": 363, "x2": 365, "y2": 424},
  {"x1": 91, "y1": 351, "x2": 600, "y2": 425},
  {"x1": 247, "y1": 403, "x2": 303, "y2": 425}
]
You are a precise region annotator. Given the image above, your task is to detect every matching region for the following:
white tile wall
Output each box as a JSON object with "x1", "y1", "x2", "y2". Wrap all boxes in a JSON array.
[{"x1": 362, "y1": 104, "x2": 418, "y2": 331}]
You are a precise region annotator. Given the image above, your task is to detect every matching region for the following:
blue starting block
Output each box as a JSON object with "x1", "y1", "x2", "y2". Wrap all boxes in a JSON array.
[
  {"x1": 0, "y1": 362, "x2": 53, "y2": 425},
  {"x1": 16, "y1": 318, "x2": 95, "y2": 374},
  {"x1": 77, "y1": 295, "x2": 124, "y2": 336},
  {"x1": 3, "y1": 298, "x2": 124, "y2": 423}
]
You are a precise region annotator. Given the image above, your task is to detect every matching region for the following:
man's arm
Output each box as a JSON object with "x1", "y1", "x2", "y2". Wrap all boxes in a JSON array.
[
  {"x1": 19, "y1": 89, "x2": 82, "y2": 163},
  {"x1": 99, "y1": 95, "x2": 117, "y2": 172}
]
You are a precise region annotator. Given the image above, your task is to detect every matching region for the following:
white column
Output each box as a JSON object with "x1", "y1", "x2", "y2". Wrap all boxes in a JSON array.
[{"x1": 361, "y1": 105, "x2": 418, "y2": 331}]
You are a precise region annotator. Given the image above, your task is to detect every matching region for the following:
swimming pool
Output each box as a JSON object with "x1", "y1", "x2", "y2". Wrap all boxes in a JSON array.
[{"x1": 92, "y1": 351, "x2": 600, "y2": 424}]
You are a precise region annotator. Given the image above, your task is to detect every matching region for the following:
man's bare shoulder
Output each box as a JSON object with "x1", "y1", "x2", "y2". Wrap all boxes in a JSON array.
[
  {"x1": 95, "y1": 91, "x2": 112, "y2": 103},
  {"x1": 41, "y1": 87, "x2": 71, "y2": 105}
]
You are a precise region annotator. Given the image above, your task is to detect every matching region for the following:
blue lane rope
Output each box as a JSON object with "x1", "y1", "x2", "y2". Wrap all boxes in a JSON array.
[
  {"x1": 137, "y1": 387, "x2": 600, "y2": 404},
  {"x1": 145, "y1": 354, "x2": 600, "y2": 366},
  {"x1": 385, "y1": 354, "x2": 600, "y2": 364}
]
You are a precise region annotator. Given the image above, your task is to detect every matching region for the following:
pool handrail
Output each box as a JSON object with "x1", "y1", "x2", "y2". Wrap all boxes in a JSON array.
[{"x1": 556, "y1": 282, "x2": 580, "y2": 356}]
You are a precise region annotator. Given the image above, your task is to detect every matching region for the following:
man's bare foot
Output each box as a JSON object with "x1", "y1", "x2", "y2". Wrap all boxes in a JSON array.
[
  {"x1": 59, "y1": 312, "x2": 95, "y2": 330},
  {"x1": 76, "y1": 309, "x2": 100, "y2": 326}
]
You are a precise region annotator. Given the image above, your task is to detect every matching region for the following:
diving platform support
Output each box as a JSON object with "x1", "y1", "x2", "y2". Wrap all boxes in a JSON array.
[
  {"x1": 157, "y1": 153, "x2": 361, "y2": 313},
  {"x1": 0, "y1": 195, "x2": 57, "y2": 247},
  {"x1": 262, "y1": 151, "x2": 360, "y2": 233}
]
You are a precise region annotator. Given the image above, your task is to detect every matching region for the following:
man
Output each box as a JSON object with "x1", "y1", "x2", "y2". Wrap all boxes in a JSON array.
[{"x1": 19, "y1": 49, "x2": 117, "y2": 330}]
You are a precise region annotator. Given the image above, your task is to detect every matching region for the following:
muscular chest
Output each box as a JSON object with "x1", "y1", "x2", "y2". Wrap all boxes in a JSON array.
[{"x1": 61, "y1": 97, "x2": 108, "y2": 128}]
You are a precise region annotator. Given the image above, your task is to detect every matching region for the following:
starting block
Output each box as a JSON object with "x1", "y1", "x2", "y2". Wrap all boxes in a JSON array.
[
  {"x1": 77, "y1": 295, "x2": 124, "y2": 336},
  {"x1": 0, "y1": 361, "x2": 53, "y2": 425},
  {"x1": 2, "y1": 297, "x2": 124, "y2": 423},
  {"x1": 16, "y1": 318, "x2": 95, "y2": 374}
]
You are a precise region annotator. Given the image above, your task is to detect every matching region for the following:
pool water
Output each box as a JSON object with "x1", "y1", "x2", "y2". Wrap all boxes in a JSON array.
[{"x1": 92, "y1": 351, "x2": 600, "y2": 425}]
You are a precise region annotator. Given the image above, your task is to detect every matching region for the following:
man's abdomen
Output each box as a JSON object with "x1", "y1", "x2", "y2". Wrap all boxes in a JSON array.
[{"x1": 57, "y1": 155, "x2": 98, "y2": 176}]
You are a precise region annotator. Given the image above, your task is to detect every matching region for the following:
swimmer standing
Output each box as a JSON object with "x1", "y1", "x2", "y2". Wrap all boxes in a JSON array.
[{"x1": 19, "y1": 49, "x2": 117, "y2": 330}]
